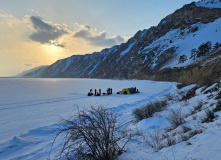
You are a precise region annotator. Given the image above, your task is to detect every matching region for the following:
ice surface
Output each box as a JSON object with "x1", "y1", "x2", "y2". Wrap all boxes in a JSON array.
[
  {"x1": 0, "y1": 78, "x2": 220, "y2": 160},
  {"x1": 0, "y1": 78, "x2": 176, "y2": 159}
]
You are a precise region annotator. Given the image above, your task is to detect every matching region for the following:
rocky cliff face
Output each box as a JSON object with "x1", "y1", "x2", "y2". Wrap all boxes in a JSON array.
[{"x1": 22, "y1": 0, "x2": 221, "y2": 85}]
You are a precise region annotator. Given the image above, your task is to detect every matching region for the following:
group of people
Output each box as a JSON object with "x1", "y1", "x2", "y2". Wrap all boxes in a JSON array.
[
  {"x1": 88, "y1": 88, "x2": 113, "y2": 96},
  {"x1": 88, "y1": 89, "x2": 101, "y2": 96}
]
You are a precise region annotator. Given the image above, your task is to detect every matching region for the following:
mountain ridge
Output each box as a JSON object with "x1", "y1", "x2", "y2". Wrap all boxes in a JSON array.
[{"x1": 21, "y1": 0, "x2": 221, "y2": 85}]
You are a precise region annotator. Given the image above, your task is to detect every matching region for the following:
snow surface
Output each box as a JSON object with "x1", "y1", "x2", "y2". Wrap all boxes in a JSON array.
[
  {"x1": 0, "y1": 78, "x2": 176, "y2": 160},
  {"x1": 196, "y1": 0, "x2": 221, "y2": 8},
  {"x1": 0, "y1": 78, "x2": 220, "y2": 160}
]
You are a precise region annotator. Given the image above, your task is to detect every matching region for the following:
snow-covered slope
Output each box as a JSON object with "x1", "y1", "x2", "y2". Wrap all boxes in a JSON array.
[
  {"x1": 118, "y1": 82, "x2": 221, "y2": 160},
  {"x1": 142, "y1": 17, "x2": 221, "y2": 69},
  {"x1": 196, "y1": 0, "x2": 221, "y2": 8},
  {"x1": 16, "y1": 66, "x2": 48, "y2": 78}
]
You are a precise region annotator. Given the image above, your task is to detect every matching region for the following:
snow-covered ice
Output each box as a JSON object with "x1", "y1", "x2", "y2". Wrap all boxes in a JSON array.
[
  {"x1": 0, "y1": 78, "x2": 176, "y2": 159},
  {"x1": 0, "y1": 78, "x2": 220, "y2": 160}
]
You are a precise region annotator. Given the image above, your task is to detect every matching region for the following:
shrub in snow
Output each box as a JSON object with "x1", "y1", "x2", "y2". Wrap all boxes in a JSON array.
[
  {"x1": 215, "y1": 91, "x2": 221, "y2": 100},
  {"x1": 146, "y1": 126, "x2": 203, "y2": 150},
  {"x1": 146, "y1": 130, "x2": 164, "y2": 150},
  {"x1": 188, "y1": 129, "x2": 203, "y2": 139},
  {"x1": 176, "y1": 83, "x2": 188, "y2": 89},
  {"x1": 166, "y1": 109, "x2": 186, "y2": 129},
  {"x1": 164, "y1": 134, "x2": 176, "y2": 147},
  {"x1": 163, "y1": 92, "x2": 176, "y2": 101},
  {"x1": 193, "y1": 101, "x2": 203, "y2": 112},
  {"x1": 202, "y1": 109, "x2": 215, "y2": 123},
  {"x1": 177, "y1": 132, "x2": 189, "y2": 142},
  {"x1": 213, "y1": 101, "x2": 221, "y2": 112},
  {"x1": 197, "y1": 41, "x2": 212, "y2": 57},
  {"x1": 213, "y1": 42, "x2": 221, "y2": 50},
  {"x1": 177, "y1": 127, "x2": 202, "y2": 143},
  {"x1": 181, "y1": 86, "x2": 197, "y2": 101},
  {"x1": 189, "y1": 26, "x2": 199, "y2": 33},
  {"x1": 190, "y1": 48, "x2": 197, "y2": 60},
  {"x1": 52, "y1": 106, "x2": 132, "y2": 160},
  {"x1": 179, "y1": 55, "x2": 187, "y2": 63},
  {"x1": 133, "y1": 100, "x2": 167, "y2": 122},
  {"x1": 182, "y1": 125, "x2": 191, "y2": 133}
]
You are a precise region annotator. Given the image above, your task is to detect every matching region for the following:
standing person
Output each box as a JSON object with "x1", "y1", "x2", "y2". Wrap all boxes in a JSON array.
[
  {"x1": 110, "y1": 88, "x2": 112, "y2": 94},
  {"x1": 95, "y1": 89, "x2": 97, "y2": 96},
  {"x1": 99, "y1": 89, "x2": 101, "y2": 95},
  {"x1": 107, "y1": 88, "x2": 110, "y2": 95},
  {"x1": 90, "y1": 89, "x2": 93, "y2": 95}
]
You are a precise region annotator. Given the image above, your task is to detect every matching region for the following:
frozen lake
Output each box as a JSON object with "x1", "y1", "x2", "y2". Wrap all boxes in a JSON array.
[{"x1": 0, "y1": 78, "x2": 177, "y2": 159}]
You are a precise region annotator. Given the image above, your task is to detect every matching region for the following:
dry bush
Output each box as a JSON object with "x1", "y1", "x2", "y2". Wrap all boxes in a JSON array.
[
  {"x1": 146, "y1": 130, "x2": 164, "y2": 150},
  {"x1": 194, "y1": 101, "x2": 203, "y2": 111},
  {"x1": 182, "y1": 125, "x2": 191, "y2": 133},
  {"x1": 166, "y1": 109, "x2": 186, "y2": 129},
  {"x1": 202, "y1": 109, "x2": 215, "y2": 123},
  {"x1": 51, "y1": 106, "x2": 132, "y2": 160},
  {"x1": 133, "y1": 100, "x2": 168, "y2": 122},
  {"x1": 163, "y1": 93, "x2": 176, "y2": 101},
  {"x1": 146, "y1": 125, "x2": 202, "y2": 150},
  {"x1": 177, "y1": 83, "x2": 188, "y2": 89},
  {"x1": 177, "y1": 127, "x2": 202, "y2": 144},
  {"x1": 177, "y1": 133, "x2": 189, "y2": 142},
  {"x1": 203, "y1": 84, "x2": 219, "y2": 95},
  {"x1": 181, "y1": 87, "x2": 197, "y2": 101},
  {"x1": 164, "y1": 134, "x2": 176, "y2": 147},
  {"x1": 188, "y1": 129, "x2": 203, "y2": 138},
  {"x1": 147, "y1": 131, "x2": 176, "y2": 150},
  {"x1": 215, "y1": 91, "x2": 221, "y2": 100},
  {"x1": 190, "y1": 101, "x2": 204, "y2": 115},
  {"x1": 213, "y1": 101, "x2": 221, "y2": 113}
]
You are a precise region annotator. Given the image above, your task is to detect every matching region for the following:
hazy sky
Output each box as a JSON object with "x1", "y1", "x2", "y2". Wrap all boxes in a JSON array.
[{"x1": 0, "y1": 0, "x2": 195, "y2": 77}]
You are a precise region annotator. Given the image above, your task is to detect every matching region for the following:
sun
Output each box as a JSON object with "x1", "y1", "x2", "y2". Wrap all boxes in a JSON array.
[{"x1": 51, "y1": 44, "x2": 55, "y2": 49}]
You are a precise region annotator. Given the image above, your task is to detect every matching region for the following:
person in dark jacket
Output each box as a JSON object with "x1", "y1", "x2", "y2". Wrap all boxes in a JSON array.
[{"x1": 107, "y1": 88, "x2": 110, "y2": 95}]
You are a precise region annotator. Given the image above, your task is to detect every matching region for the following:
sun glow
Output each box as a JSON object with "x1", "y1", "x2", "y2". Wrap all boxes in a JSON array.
[{"x1": 51, "y1": 44, "x2": 55, "y2": 49}]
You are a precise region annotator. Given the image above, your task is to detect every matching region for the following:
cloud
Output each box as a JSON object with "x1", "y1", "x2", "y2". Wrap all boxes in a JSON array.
[
  {"x1": 29, "y1": 16, "x2": 67, "y2": 45},
  {"x1": 55, "y1": 43, "x2": 66, "y2": 48},
  {"x1": 51, "y1": 41, "x2": 66, "y2": 48},
  {"x1": 85, "y1": 25, "x2": 91, "y2": 30},
  {"x1": 0, "y1": 13, "x2": 128, "y2": 76},
  {"x1": 25, "y1": 64, "x2": 32, "y2": 67},
  {"x1": 73, "y1": 26, "x2": 125, "y2": 47},
  {"x1": 0, "y1": 14, "x2": 71, "y2": 77}
]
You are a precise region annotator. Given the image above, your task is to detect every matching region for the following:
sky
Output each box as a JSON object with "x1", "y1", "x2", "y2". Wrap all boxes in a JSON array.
[{"x1": 0, "y1": 0, "x2": 195, "y2": 77}]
